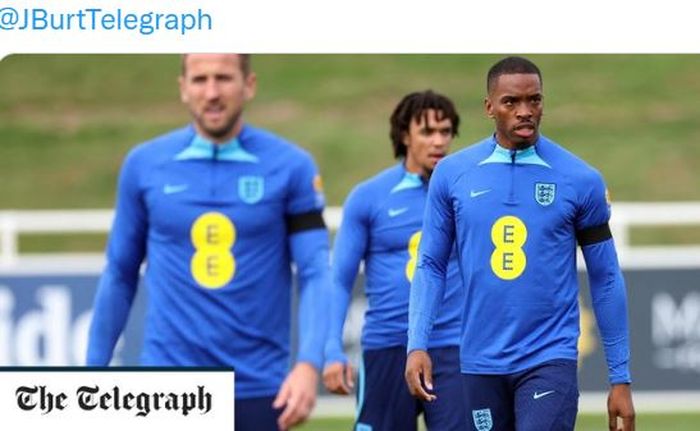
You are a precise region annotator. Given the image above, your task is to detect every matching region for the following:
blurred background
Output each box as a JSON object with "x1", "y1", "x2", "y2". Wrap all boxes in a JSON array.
[{"x1": 0, "y1": 55, "x2": 699, "y2": 429}]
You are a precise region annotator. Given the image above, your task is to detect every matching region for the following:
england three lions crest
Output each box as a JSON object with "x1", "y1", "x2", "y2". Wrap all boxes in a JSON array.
[
  {"x1": 238, "y1": 176, "x2": 264, "y2": 204},
  {"x1": 535, "y1": 182, "x2": 556, "y2": 206},
  {"x1": 472, "y1": 408, "x2": 493, "y2": 431}
]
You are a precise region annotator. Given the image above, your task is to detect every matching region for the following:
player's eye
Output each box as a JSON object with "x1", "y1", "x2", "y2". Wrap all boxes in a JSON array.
[{"x1": 216, "y1": 74, "x2": 234, "y2": 82}]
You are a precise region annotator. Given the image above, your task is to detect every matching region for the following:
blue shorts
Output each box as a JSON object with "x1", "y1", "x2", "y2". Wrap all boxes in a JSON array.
[
  {"x1": 355, "y1": 345, "x2": 467, "y2": 431},
  {"x1": 462, "y1": 359, "x2": 579, "y2": 431},
  {"x1": 235, "y1": 396, "x2": 281, "y2": 431}
]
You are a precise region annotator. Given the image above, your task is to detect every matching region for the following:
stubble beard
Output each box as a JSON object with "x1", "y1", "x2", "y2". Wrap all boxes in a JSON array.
[{"x1": 196, "y1": 108, "x2": 243, "y2": 141}]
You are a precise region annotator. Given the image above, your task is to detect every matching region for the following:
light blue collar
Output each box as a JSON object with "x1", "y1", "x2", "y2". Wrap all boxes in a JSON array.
[
  {"x1": 174, "y1": 134, "x2": 259, "y2": 163},
  {"x1": 390, "y1": 166, "x2": 424, "y2": 193},
  {"x1": 478, "y1": 137, "x2": 550, "y2": 168}
]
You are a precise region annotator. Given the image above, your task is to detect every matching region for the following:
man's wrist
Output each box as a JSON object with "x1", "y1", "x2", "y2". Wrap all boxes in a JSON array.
[
  {"x1": 407, "y1": 348, "x2": 428, "y2": 356},
  {"x1": 295, "y1": 360, "x2": 321, "y2": 374},
  {"x1": 406, "y1": 338, "x2": 428, "y2": 353}
]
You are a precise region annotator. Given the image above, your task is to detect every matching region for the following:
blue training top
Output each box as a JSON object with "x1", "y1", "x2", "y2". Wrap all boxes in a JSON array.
[
  {"x1": 325, "y1": 163, "x2": 462, "y2": 365},
  {"x1": 87, "y1": 124, "x2": 331, "y2": 398},
  {"x1": 408, "y1": 135, "x2": 631, "y2": 384}
]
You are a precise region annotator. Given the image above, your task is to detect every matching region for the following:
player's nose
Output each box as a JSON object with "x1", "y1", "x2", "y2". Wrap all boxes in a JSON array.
[
  {"x1": 515, "y1": 102, "x2": 532, "y2": 119},
  {"x1": 433, "y1": 134, "x2": 450, "y2": 149},
  {"x1": 203, "y1": 80, "x2": 221, "y2": 100}
]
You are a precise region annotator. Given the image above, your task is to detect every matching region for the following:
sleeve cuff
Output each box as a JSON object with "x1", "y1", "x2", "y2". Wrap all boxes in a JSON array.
[{"x1": 296, "y1": 353, "x2": 324, "y2": 372}]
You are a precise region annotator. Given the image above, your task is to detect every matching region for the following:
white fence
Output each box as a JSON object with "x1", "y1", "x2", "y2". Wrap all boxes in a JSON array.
[
  {"x1": 2, "y1": 203, "x2": 700, "y2": 414},
  {"x1": 1, "y1": 203, "x2": 700, "y2": 270}
]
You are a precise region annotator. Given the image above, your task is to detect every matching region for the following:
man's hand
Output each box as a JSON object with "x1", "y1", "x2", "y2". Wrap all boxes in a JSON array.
[
  {"x1": 404, "y1": 349, "x2": 436, "y2": 402},
  {"x1": 272, "y1": 362, "x2": 319, "y2": 430},
  {"x1": 607, "y1": 383, "x2": 635, "y2": 431},
  {"x1": 323, "y1": 361, "x2": 355, "y2": 395}
]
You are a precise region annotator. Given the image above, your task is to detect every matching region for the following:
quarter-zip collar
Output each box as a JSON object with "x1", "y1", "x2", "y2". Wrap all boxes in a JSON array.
[
  {"x1": 478, "y1": 135, "x2": 551, "y2": 168},
  {"x1": 391, "y1": 163, "x2": 425, "y2": 194},
  {"x1": 174, "y1": 125, "x2": 259, "y2": 163}
]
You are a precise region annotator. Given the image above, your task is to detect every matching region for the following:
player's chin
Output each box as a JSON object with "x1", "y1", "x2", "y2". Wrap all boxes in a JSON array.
[
  {"x1": 428, "y1": 155, "x2": 444, "y2": 166},
  {"x1": 203, "y1": 122, "x2": 235, "y2": 139},
  {"x1": 511, "y1": 132, "x2": 538, "y2": 148}
]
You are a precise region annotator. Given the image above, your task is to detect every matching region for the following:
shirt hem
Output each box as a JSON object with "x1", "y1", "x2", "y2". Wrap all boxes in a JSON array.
[{"x1": 460, "y1": 354, "x2": 578, "y2": 375}]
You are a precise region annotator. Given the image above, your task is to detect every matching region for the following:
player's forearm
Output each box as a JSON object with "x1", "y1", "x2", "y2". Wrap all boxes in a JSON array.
[
  {"x1": 324, "y1": 237, "x2": 363, "y2": 364},
  {"x1": 292, "y1": 229, "x2": 332, "y2": 370},
  {"x1": 297, "y1": 264, "x2": 331, "y2": 369},
  {"x1": 85, "y1": 268, "x2": 138, "y2": 365},
  {"x1": 583, "y1": 240, "x2": 631, "y2": 384},
  {"x1": 407, "y1": 254, "x2": 447, "y2": 352},
  {"x1": 324, "y1": 283, "x2": 352, "y2": 364}
]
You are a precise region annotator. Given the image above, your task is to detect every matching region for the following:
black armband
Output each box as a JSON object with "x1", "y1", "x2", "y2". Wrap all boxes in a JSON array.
[
  {"x1": 286, "y1": 211, "x2": 326, "y2": 234},
  {"x1": 576, "y1": 223, "x2": 612, "y2": 246}
]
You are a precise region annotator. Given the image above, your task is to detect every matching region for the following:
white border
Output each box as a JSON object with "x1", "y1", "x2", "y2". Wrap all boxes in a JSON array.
[{"x1": 0, "y1": 1, "x2": 699, "y2": 58}]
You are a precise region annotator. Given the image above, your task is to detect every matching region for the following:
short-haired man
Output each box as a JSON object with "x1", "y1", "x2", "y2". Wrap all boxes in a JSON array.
[
  {"x1": 406, "y1": 57, "x2": 636, "y2": 431},
  {"x1": 87, "y1": 54, "x2": 331, "y2": 431}
]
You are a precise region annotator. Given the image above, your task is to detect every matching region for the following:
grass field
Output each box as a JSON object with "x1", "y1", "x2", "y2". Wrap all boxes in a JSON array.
[
  {"x1": 2, "y1": 55, "x2": 700, "y2": 207},
  {"x1": 297, "y1": 413, "x2": 700, "y2": 430},
  {"x1": 2, "y1": 54, "x2": 700, "y2": 249}
]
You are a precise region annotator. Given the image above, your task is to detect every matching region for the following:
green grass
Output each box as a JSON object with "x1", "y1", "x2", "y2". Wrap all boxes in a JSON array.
[
  {"x1": 630, "y1": 226, "x2": 700, "y2": 246},
  {"x1": 575, "y1": 413, "x2": 700, "y2": 430},
  {"x1": 2, "y1": 54, "x2": 700, "y2": 209},
  {"x1": 298, "y1": 413, "x2": 700, "y2": 430},
  {"x1": 2, "y1": 55, "x2": 700, "y2": 250},
  {"x1": 19, "y1": 233, "x2": 108, "y2": 253}
]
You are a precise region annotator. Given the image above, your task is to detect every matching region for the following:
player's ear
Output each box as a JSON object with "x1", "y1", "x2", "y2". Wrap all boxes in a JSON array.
[
  {"x1": 402, "y1": 130, "x2": 411, "y2": 148},
  {"x1": 244, "y1": 72, "x2": 257, "y2": 102},
  {"x1": 178, "y1": 76, "x2": 189, "y2": 104},
  {"x1": 484, "y1": 96, "x2": 494, "y2": 119}
]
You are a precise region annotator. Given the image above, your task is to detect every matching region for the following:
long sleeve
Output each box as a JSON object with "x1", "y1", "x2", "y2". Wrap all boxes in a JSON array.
[
  {"x1": 582, "y1": 240, "x2": 631, "y2": 384},
  {"x1": 86, "y1": 149, "x2": 148, "y2": 365},
  {"x1": 286, "y1": 151, "x2": 331, "y2": 370},
  {"x1": 290, "y1": 229, "x2": 332, "y2": 370},
  {"x1": 576, "y1": 171, "x2": 631, "y2": 384},
  {"x1": 407, "y1": 163, "x2": 455, "y2": 353},
  {"x1": 324, "y1": 187, "x2": 369, "y2": 365}
]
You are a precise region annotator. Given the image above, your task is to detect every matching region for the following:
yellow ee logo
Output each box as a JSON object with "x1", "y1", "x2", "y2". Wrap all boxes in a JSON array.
[
  {"x1": 490, "y1": 215, "x2": 527, "y2": 280},
  {"x1": 405, "y1": 231, "x2": 422, "y2": 282},
  {"x1": 190, "y1": 212, "x2": 236, "y2": 289}
]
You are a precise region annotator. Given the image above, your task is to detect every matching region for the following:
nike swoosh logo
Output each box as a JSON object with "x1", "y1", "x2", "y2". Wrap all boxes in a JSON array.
[
  {"x1": 470, "y1": 189, "x2": 491, "y2": 198},
  {"x1": 163, "y1": 184, "x2": 189, "y2": 195},
  {"x1": 388, "y1": 207, "x2": 409, "y2": 217},
  {"x1": 533, "y1": 390, "x2": 555, "y2": 400}
]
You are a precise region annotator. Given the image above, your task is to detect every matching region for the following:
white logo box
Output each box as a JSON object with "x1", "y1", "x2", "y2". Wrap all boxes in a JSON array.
[{"x1": 0, "y1": 367, "x2": 234, "y2": 430}]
